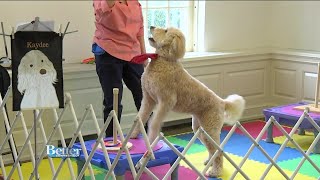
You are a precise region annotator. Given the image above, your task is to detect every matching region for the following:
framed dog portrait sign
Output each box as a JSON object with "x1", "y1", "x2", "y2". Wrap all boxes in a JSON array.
[{"x1": 11, "y1": 31, "x2": 64, "y2": 111}]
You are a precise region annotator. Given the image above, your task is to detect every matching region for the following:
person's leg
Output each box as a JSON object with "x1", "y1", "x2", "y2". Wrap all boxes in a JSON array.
[
  {"x1": 95, "y1": 52, "x2": 124, "y2": 137},
  {"x1": 122, "y1": 62, "x2": 149, "y2": 130},
  {"x1": 122, "y1": 62, "x2": 144, "y2": 110}
]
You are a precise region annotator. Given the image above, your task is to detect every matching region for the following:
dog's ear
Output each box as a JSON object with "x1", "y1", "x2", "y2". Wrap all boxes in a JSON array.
[
  {"x1": 169, "y1": 34, "x2": 186, "y2": 60},
  {"x1": 50, "y1": 66, "x2": 57, "y2": 84},
  {"x1": 17, "y1": 62, "x2": 28, "y2": 94},
  {"x1": 47, "y1": 59, "x2": 57, "y2": 84}
]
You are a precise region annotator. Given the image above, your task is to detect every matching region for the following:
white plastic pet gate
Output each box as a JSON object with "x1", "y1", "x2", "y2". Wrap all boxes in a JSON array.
[
  {"x1": 1, "y1": 89, "x2": 320, "y2": 180},
  {"x1": 1, "y1": 24, "x2": 320, "y2": 180}
]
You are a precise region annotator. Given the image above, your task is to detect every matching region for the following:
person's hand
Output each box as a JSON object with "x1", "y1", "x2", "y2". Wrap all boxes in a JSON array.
[
  {"x1": 106, "y1": 0, "x2": 115, "y2": 8},
  {"x1": 143, "y1": 60, "x2": 149, "y2": 68}
]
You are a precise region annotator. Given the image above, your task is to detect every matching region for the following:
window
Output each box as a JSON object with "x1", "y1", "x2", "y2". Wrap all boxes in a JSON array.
[{"x1": 141, "y1": 1, "x2": 195, "y2": 52}]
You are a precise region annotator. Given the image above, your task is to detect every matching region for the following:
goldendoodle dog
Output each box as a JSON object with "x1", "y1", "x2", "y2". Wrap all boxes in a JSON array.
[
  {"x1": 131, "y1": 26, "x2": 245, "y2": 177},
  {"x1": 18, "y1": 50, "x2": 59, "y2": 110}
]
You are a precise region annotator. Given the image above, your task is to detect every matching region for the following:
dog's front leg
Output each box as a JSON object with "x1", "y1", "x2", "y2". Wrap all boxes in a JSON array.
[
  {"x1": 131, "y1": 92, "x2": 155, "y2": 138},
  {"x1": 147, "y1": 102, "x2": 171, "y2": 144}
]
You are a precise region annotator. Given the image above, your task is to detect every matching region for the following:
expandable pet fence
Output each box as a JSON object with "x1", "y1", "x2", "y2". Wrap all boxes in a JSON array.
[{"x1": 1, "y1": 85, "x2": 320, "y2": 180}]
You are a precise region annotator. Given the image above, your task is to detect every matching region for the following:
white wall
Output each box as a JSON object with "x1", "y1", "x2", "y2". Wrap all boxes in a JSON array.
[
  {"x1": 1, "y1": 1, "x2": 319, "y2": 63},
  {"x1": 203, "y1": 1, "x2": 272, "y2": 52},
  {"x1": 203, "y1": 1, "x2": 320, "y2": 53},
  {"x1": 0, "y1": 1, "x2": 274, "y2": 63},
  {"x1": 0, "y1": 1, "x2": 95, "y2": 63},
  {"x1": 270, "y1": 1, "x2": 320, "y2": 52}
]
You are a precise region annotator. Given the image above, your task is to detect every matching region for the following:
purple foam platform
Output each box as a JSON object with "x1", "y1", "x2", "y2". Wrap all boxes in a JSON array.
[
  {"x1": 93, "y1": 136, "x2": 163, "y2": 155},
  {"x1": 263, "y1": 102, "x2": 320, "y2": 129}
]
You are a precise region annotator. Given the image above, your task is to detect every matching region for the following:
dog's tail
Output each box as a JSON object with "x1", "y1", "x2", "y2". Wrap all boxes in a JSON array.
[{"x1": 224, "y1": 94, "x2": 245, "y2": 125}]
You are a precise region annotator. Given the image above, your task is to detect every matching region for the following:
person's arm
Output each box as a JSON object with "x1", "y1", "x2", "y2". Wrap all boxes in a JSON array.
[
  {"x1": 138, "y1": 36, "x2": 146, "y2": 55},
  {"x1": 137, "y1": 2, "x2": 147, "y2": 66},
  {"x1": 138, "y1": 35, "x2": 148, "y2": 67}
]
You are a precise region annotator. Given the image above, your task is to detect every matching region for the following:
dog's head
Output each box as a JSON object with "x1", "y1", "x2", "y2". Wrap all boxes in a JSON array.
[
  {"x1": 148, "y1": 26, "x2": 186, "y2": 61},
  {"x1": 18, "y1": 50, "x2": 57, "y2": 94}
]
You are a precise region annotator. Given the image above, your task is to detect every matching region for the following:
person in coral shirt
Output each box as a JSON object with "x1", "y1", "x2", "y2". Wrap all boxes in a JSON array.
[{"x1": 92, "y1": 0, "x2": 147, "y2": 137}]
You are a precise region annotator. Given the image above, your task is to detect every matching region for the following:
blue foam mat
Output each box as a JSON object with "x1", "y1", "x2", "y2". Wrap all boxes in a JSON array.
[{"x1": 175, "y1": 131, "x2": 303, "y2": 163}]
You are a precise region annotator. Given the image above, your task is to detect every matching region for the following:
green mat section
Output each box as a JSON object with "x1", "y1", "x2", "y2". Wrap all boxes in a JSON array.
[
  {"x1": 166, "y1": 136, "x2": 207, "y2": 154},
  {"x1": 278, "y1": 154, "x2": 320, "y2": 178},
  {"x1": 84, "y1": 162, "x2": 107, "y2": 180}
]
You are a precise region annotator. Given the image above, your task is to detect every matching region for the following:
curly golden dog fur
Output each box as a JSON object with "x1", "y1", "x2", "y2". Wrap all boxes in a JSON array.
[{"x1": 131, "y1": 26, "x2": 245, "y2": 177}]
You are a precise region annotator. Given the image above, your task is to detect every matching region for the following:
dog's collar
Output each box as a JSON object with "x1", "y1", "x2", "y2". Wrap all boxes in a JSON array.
[{"x1": 130, "y1": 53, "x2": 158, "y2": 64}]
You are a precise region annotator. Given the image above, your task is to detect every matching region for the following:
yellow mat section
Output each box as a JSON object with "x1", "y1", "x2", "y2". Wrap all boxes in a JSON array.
[
  {"x1": 274, "y1": 131, "x2": 315, "y2": 151},
  {"x1": 1, "y1": 152, "x2": 317, "y2": 180},
  {"x1": 0, "y1": 158, "x2": 104, "y2": 180},
  {"x1": 180, "y1": 151, "x2": 316, "y2": 180}
]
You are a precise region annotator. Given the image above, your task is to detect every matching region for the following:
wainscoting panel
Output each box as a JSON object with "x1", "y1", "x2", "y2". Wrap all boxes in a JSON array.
[
  {"x1": 273, "y1": 68, "x2": 297, "y2": 99},
  {"x1": 196, "y1": 73, "x2": 222, "y2": 96},
  {"x1": 225, "y1": 68, "x2": 265, "y2": 97},
  {"x1": 303, "y1": 72, "x2": 318, "y2": 101},
  {"x1": 59, "y1": 88, "x2": 104, "y2": 137},
  {"x1": 270, "y1": 58, "x2": 319, "y2": 105}
]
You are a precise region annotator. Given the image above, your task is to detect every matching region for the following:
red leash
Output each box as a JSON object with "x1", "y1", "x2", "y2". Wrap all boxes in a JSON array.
[{"x1": 130, "y1": 53, "x2": 158, "y2": 64}]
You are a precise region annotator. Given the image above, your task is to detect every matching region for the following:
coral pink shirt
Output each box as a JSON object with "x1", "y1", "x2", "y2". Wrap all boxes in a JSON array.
[{"x1": 93, "y1": 0, "x2": 144, "y2": 61}]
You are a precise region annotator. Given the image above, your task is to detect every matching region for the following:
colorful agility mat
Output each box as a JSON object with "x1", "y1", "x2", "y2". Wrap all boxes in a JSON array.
[
  {"x1": 2, "y1": 120, "x2": 319, "y2": 179},
  {"x1": 168, "y1": 120, "x2": 319, "y2": 179},
  {"x1": 222, "y1": 120, "x2": 293, "y2": 139}
]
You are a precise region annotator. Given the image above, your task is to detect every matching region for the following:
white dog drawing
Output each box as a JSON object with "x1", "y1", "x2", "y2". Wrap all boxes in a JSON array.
[{"x1": 18, "y1": 50, "x2": 59, "y2": 110}]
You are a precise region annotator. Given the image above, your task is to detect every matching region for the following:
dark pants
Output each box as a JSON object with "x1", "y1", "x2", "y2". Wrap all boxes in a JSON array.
[{"x1": 95, "y1": 51, "x2": 144, "y2": 137}]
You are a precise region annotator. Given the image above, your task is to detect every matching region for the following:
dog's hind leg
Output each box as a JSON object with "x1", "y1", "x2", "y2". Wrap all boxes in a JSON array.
[
  {"x1": 147, "y1": 102, "x2": 171, "y2": 144},
  {"x1": 131, "y1": 92, "x2": 156, "y2": 138},
  {"x1": 192, "y1": 115, "x2": 211, "y2": 165},
  {"x1": 199, "y1": 112, "x2": 224, "y2": 177},
  {"x1": 201, "y1": 127, "x2": 223, "y2": 177},
  {"x1": 193, "y1": 115, "x2": 214, "y2": 166},
  {"x1": 193, "y1": 115, "x2": 208, "y2": 152}
]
